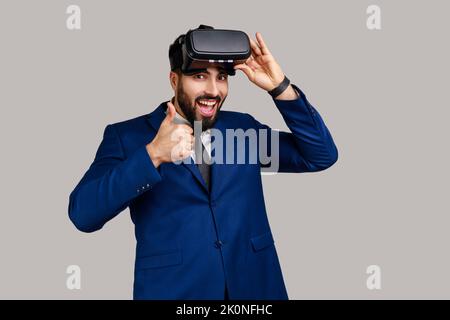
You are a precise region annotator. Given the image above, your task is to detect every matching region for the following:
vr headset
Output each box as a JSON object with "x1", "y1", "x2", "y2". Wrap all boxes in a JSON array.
[{"x1": 169, "y1": 25, "x2": 251, "y2": 76}]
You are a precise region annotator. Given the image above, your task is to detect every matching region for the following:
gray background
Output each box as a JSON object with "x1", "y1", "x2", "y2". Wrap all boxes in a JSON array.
[{"x1": 0, "y1": 0, "x2": 449, "y2": 299}]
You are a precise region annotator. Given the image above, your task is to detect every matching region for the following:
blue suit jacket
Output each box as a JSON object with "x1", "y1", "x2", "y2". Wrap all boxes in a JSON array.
[{"x1": 68, "y1": 85, "x2": 338, "y2": 300}]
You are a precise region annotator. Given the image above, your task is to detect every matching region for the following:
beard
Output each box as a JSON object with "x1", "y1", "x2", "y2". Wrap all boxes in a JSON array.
[{"x1": 176, "y1": 82, "x2": 226, "y2": 131}]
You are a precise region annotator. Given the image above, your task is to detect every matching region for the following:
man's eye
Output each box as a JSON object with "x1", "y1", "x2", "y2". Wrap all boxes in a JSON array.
[
  {"x1": 194, "y1": 74, "x2": 205, "y2": 79},
  {"x1": 219, "y1": 75, "x2": 228, "y2": 80}
]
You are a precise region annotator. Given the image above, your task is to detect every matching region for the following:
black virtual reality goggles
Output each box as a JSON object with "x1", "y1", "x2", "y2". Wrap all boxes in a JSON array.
[{"x1": 169, "y1": 25, "x2": 251, "y2": 76}]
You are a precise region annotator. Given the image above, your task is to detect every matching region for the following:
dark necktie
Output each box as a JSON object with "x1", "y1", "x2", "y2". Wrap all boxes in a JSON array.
[{"x1": 195, "y1": 136, "x2": 211, "y2": 191}]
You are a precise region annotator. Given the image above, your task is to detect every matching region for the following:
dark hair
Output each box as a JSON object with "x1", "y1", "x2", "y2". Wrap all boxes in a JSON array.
[{"x1": 168, "y1": 25, "x2": 214, "y2": 73}]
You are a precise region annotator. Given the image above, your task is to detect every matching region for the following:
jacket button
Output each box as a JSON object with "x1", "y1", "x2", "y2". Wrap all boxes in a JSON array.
[{"x1": 215, "y1": 240, "x2": 224, "y2": 248}]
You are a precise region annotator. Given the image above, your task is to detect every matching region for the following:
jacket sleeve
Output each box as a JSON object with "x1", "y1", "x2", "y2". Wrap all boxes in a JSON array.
[
  {"x1": 68, "y1": 124, "x2": 162, "y2": 233},
  {"x1": 249, "y1": 84, "x2": 338, "y2": 173}
]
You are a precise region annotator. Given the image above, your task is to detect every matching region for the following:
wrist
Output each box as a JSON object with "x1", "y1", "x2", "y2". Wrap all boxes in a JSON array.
[
  {"x1": 273, "y1": 84, "x2": 299, "y2": 100},
  {"x1": 146, "y1": 141, "x2": 163, "y2": 168},
  {"x1": 268, "y1": 75, "x2": 291, "y2": 99}
]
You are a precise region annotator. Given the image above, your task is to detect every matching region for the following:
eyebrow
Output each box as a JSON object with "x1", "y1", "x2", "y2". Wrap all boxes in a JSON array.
[{"x1": 197, "y1": 69, "x2": 228, "y2": 75}]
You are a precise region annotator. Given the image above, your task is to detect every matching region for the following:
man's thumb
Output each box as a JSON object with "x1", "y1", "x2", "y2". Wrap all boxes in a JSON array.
[{"x1": 165, "y1": 101, "x2": 176, "y2": 123}]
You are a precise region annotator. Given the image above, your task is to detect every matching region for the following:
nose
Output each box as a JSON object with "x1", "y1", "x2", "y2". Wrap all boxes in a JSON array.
[{"x1": 205, "y1": 78, "x2": 219, "y2": 98}]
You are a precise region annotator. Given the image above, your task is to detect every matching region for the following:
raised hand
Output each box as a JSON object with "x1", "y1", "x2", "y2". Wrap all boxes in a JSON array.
[
  {"x1": 146, "y1": 101, "x2": 195, "y2": 167},
  {"x1": 234, "y1": 32, "x2": 286, "y2": 91}
]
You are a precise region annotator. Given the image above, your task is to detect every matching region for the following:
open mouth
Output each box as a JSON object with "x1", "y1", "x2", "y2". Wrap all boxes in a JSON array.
[{"x1": 196, "y1": 99, "x2": 219, "y2": 117}]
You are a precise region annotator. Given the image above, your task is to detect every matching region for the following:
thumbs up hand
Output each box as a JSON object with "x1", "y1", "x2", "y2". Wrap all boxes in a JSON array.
[{"x1": 146, "y1": 101, "x2": 195, "y2": 168}]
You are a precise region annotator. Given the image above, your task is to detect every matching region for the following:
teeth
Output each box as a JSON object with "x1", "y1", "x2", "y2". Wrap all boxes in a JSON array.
[{"x1": 198, "y1": 100, "x2": 216, "y2": 106}]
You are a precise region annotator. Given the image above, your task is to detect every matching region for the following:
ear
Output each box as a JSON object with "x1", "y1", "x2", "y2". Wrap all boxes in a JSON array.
[{"x1": 169, "y1": 71, "x2": 179, "y2": 91}]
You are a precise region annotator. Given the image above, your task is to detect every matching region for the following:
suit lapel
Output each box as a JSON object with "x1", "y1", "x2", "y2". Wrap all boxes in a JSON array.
[
  {"x1": 209, "y1": 113, "x2": 228, "y2": 201},
  {"x1": 182, "y1": 156, "x2": 210, "y2": 194}
]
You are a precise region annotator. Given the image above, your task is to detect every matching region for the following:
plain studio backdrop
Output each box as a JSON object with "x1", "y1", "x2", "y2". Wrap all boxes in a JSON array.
[{"x1": 0, "y1": 0, "x2": 449, "y2": 299}]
